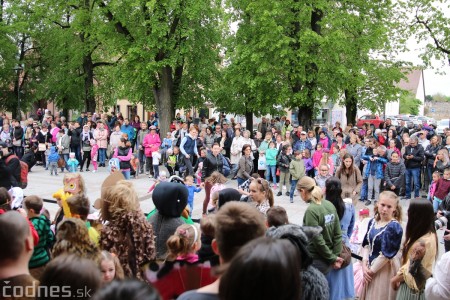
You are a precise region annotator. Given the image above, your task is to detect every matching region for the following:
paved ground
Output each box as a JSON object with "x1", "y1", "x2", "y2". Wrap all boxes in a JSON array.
[{"x1": 26, "y1": 164, "x2": 446, "y2": 256}]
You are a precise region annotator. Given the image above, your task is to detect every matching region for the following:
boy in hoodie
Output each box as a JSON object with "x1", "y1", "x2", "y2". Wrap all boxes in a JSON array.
[
  {"x1": 24, "y1": 195, "x2": 55, "y2": 280},
  {"x1": 289, "y1": 150, "x2": 305, "y2": 203},
  {"x1": 362, "y1": 146, "x2": 388, "y2": 205},
  {"x1": 48, "y1": 146, "x2": 60, "y2": 176},
  {"x1": 384, "y1": 152, "x2": 406, "y2": 196}
]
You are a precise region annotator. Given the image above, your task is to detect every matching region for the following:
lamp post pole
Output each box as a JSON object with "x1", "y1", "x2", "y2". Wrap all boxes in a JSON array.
[{"x1": 13, "y1": 65, "x2": 23, "y2": 121}]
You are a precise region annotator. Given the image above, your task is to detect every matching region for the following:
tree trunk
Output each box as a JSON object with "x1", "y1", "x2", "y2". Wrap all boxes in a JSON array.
[
  {"x1": 153, "y1": 66, "x2": 175, "y2": 137},
  {"x1": 83, "y1": 54, "x2": 96, "y2": 113},
  {"x1": 344, "y1": 89, "x2": 358, "y2": 126},
  {"x1": 245, "y1": 110, "x2": 253, "y2": 137},
  {"x1": 297, "y1": 104, "x2": 314, "y2": 131}
]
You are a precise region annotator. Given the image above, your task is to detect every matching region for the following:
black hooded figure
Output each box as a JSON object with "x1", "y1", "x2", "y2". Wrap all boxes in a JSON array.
[{"x1": 148, "y1": 182, "x2": 189, "y2": 260}]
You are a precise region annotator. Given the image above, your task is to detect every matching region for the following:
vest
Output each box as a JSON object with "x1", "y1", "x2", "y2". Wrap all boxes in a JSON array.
[
  {"x1": 118, "y1": 146, "x2": 131, "y2": 169},
  {"x1": 183, "y1": 136, "x2": 196, "y2": 155}
]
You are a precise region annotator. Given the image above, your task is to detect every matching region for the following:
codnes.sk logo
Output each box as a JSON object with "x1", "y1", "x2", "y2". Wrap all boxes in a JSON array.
[{"x1": 2, "y1": 281, "x2": 92, "y2": 298}]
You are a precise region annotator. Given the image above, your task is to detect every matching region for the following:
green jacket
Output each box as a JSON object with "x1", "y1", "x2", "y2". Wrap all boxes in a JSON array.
[
  {"x1": 265, "y1": 148, "x2": 278, "y2": 166},
  {"x1": 29, "y1": 215, "x2": 55, "y2": 268},
  {"x1": 289, "y1": 158, "x2": 305, "y2": 180},
  {"x1": 303, "y1": 200, "x2": 342, "y2": 264}
]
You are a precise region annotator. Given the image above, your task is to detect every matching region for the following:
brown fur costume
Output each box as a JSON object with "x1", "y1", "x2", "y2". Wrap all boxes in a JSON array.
[{"x1": 100, "y1": 180, "x2": 155, "y2": 280}]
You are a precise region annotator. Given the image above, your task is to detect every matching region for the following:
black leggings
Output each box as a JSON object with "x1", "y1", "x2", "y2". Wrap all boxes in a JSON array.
[{"x1": 80, "y1": 150, "x2": 91, "y2": 170}]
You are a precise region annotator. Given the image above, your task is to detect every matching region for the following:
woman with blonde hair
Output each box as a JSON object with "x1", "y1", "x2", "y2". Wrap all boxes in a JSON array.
[
  {"x1": 100, "y1": 180, "x2": 155, "y2": 280},
  {"x1": 360, "y1": 191, "x2": 403, "y2": 300},
  {"x1": 434, "y1": 148, "x2": 449, "y2": 174},
  {"x1": 297, "y1": 176, "x2": 343, "y2": 274}
]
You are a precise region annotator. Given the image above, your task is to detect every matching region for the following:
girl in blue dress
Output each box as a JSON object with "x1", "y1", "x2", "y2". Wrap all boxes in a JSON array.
[{"x1": 325, "y1": 177, "x2": 356, "y2": 299}]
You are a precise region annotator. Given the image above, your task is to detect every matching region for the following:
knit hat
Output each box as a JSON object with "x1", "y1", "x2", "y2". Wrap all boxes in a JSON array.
[
  {"x1": 152, "y1": 182, "x2": 188, "y2": 217},
  {"x1": 218, "y1": 188, "x2": 242, "y2": 209}
]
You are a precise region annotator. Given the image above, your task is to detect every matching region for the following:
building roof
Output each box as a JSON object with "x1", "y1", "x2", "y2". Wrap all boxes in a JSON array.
[{"x1": 397, "y1": 69, "x2": 423, "y2": 95}]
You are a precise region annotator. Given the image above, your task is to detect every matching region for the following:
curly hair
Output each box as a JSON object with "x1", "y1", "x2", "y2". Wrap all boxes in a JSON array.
[
  {"x1": 100, "y1": 180, "x2": 140, "y2": 222},
  {"x1": 205, "y1": 171, "x2": 227, "y2": 185},
  {"x1": 53, "y1": 218, "x2": 101, "y2": 264}
]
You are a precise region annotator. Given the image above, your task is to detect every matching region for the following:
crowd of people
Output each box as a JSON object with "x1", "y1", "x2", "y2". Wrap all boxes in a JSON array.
[{"x1": 1, "y1": 109, "x2": 450, "y2": 300}]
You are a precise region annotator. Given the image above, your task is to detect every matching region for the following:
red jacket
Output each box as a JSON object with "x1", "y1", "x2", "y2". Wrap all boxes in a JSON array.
[{"x1": 143, "y1": 133, "x2": 161, "y2": 157}]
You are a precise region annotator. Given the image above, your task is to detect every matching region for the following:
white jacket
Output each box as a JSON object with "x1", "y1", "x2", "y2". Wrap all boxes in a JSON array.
[{"x1": 425, "y1": 251, "x2": 450, "y2": 300}]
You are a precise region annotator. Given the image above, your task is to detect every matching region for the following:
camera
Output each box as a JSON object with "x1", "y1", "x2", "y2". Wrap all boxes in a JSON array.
[{"x1": 435, "y1": 210, "x2": 449, "y2": 230}]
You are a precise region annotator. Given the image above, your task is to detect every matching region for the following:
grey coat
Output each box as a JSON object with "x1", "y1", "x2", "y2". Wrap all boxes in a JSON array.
[
  {"x1": 57, "y1": 134, "x2": 70, "y2": 154},
  {"x1": 237, "y1": 155, "x2": 253, "y2": 180}
]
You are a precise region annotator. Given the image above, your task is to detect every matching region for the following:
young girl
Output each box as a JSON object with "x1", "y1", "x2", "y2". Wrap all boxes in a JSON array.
[
  {"x1": 428, "y1": 171, "x2": 440, "y2": 203},
  {"x1": 387, "y1": 139, "x2": 401, "y2": 161},
  {"x1": 265, "y1": 141, "x2": 278, "y2": 189},
  {"x1": 91, "y1": 139, "x2": 99, "y2": 173},
  {"x1": 114, "y1": 138, "x2": 133, "y2": 180},
  {"x1": 100, "y1": 250, "x2": 125, "y2": 284},
  {"x1": 276, "y1": 144, "x2": 292, "y2": 197},
  {"x1": 319, "y1": 148, "x2": 334, "y2": 175},
  {"x1": 166, "y1": 224, "x2": 201, "y2": 262},
  {"x1": 152, "y1": 149, "x2": 162, "y2": 179},
  {"x1": 302, "y1": 149, "x2": 314, "y2": 178},
  {"x1": 312, "y1": 143, "x2": 323, "y2": 175},
  {"x1": 331, "y1": 144, "x2": 341, "y2": 174},
  {"x1": 67, "y1": 152, "x2": 79, "y2": 173},
  {"x1": 204, "y1": 171, "x2": 227, "y2": 214},
  {"x1": 360, "y1": 191, "x2": 403, "y2": 300}
]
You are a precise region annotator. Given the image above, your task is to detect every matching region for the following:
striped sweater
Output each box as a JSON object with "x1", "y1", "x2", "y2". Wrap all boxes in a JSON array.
[{"x1": 29, "y1": 215, "x2": 54, "y2": 268}]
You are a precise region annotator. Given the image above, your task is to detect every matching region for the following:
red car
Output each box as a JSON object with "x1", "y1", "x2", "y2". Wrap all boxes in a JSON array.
[{"x1": 356, "y1": 115, "x2": 384, "y2": 128}]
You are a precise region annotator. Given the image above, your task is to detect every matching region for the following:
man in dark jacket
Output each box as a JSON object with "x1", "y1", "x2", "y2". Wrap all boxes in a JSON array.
[
  {"x1": 12, "y1": 120, "x2": 24, "y2": 159},
  {"x1": 0, "y1": 141, "x2": 20, "y2": 189},
  {"x1": 402, "y1": 136, "x2": 424, "y2": 200},
  {"x1": 21, "y1": 146, "x2": 37, "y2": 172},
  {"x1": 68, "y1": 122, "x2": 82, "y2": 163}
]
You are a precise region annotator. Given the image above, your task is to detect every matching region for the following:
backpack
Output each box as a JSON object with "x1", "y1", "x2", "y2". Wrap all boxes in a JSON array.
[
  {"x1": 5, "y1": 155, "x2": 28, "y2": 189},
  {"x1": 221, "y1": 155, "x2": 231, "y2": 177}
]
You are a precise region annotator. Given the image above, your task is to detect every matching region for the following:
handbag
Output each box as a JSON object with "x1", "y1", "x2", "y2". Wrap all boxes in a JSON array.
[
  {"x1": 38, "y1": 143, "x2": 47, "y2": 151},
  {"x1": 258, "y1": 156, "x2": 267, "y2": 170},
  {"x1": 339, "y1": 241, "x2": 352, "y2": 268},
  {"x1": 57, "y1": 157, "x2": 66, "y2": 168}
]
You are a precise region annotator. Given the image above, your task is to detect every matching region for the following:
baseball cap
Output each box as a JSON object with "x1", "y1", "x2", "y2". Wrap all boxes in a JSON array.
[
  {"x1": 381, "y1": 129, "x2": 387, "y2": 133},
  {"x1": 150, "y1": 125, "x2": 157, "y2": 130},
  {"x1": 300, "y1": 131, "x2": 307, "y2": 135}
]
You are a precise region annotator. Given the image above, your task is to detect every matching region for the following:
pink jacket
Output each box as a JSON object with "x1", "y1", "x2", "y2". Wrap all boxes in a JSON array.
[
  {"x1": 142, "y1": 133, "x2": 161, "y2": 157},
  {"x1": 94, "y1": 128, "x2": 108, "y2": 149},
  {"x1": 312, "y1": 150, "x2": 323, "y2": 168},
  {"x1": 50, "y1": 127, "x2": 60, "y2": 143}
]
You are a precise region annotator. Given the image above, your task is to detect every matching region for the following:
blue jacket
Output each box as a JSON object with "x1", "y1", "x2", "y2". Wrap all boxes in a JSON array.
[
  {"x1": 48, "y1": 146, "x2": 60, "y2": 163},
  {"x1": 121, "y1": 124, "x2": 135, "y2": 140},
  {"x1": 362, "y1": 155, "x2": 388, "y2": 179},
  {"x1": 293, "y1": 139, "x2": 312, "y2": 152}
]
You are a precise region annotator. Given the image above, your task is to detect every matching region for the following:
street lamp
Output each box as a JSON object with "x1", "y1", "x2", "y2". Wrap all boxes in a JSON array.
[{"x1": 13, "y1": 64, "x2": 23, "y2": 121}]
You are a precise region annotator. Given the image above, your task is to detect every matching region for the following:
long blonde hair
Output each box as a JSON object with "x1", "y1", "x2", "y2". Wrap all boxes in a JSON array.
[
  {"x1": 100, "y1": 180, "x2": 140, "y2": 221},
  {"x1": 437, "y1": 148, "x2": 449, "y2": 165},
  {"x1": 374, "y1": 191, "x2": 403, "y2": 222},
  {"x1": 297, "y1": 176, "x2": 323, "y2": 204}
]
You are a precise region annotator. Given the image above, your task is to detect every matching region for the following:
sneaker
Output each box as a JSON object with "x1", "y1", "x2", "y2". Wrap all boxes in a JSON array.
[
  {"x1": 149, "y1": 175, "x2": 153, "y2": 178},
  {"x1": 364, "y1": 200, "x2": 372, "y2": 206},
  {"x1": 86, "y1": 169, "x2": 90, "y2": 172},
  {"x1": 92, "y1": 170, "x2": 97, "y2": 173},
  {"x1": 400, "y1": 197, "x2": 410, "y2": 201},
  {"x1": 79, "y1": 169, "x2": 83, "y2": 172},
  {"x1": 277, "y1": 192, "x2": 282, "y2": 196},
  {"x1": 290, "y1": 198, "x2": 293, "y2": 203},
  {"x1": 285, "y1": 192, "x2": 290, "y2": 197},
  {"x1": 145, "y1": 172, "x2": 149, "y2": 175},
  {"x1": 273, "y1": 184, "x2": 278, "y2": 190}
]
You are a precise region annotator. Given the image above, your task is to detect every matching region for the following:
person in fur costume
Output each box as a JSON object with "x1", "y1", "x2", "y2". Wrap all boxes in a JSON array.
[
  {"x1": 99, "y1": 180, "x2": 155, "y2": 280},
  {"x1": 266, "y1": 224, "x2": 330, "y2": 300}
]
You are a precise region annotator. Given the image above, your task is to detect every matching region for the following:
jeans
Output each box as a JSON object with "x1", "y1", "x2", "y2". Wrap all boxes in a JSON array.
[
  {"x1": 427, "y1": 163, "x2": 434, "y2": 189},
  {"x1": 367, "y1": 175, "x2": 381, "y2": 202},
  {"x1": 138, "y1": 149, "x2": 145, "y2": 172},
  {"x1": 184, "y1": 155, "x2": 195, "y2": 176},
  {"x1": 153, "y1": 165, "x2": 160, "y2": 178},
  {"x1": 290, "y1": 179, "x2": 298, "y2": 200},
  {"x1": 122, "y1": 170, "x2": 130, "y2": 180},
  {"x1": 405, "y1": 167, "x2": 421, "y2": 198},
  {"x1": 70, "y1": 145, "x2": 82, "y2": 163},
  {"x1": 98, "y1": 148, "x2": 106, "y2": 164},
  {"x1": 433, "y1": 196, "x2": 442, "y2": 213},
  {"x1": 13, "y1": 146, "x2": 24, "y2": 159},
  {"x1": 266, "y1": 165, "x2": 277, "y2": 184},
  {"x1": 360, "y1": 178, "x2": 368, "y2": 200},
  {"x1": 237, "y1": 177, "x2": 246, "y2": 187}
]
